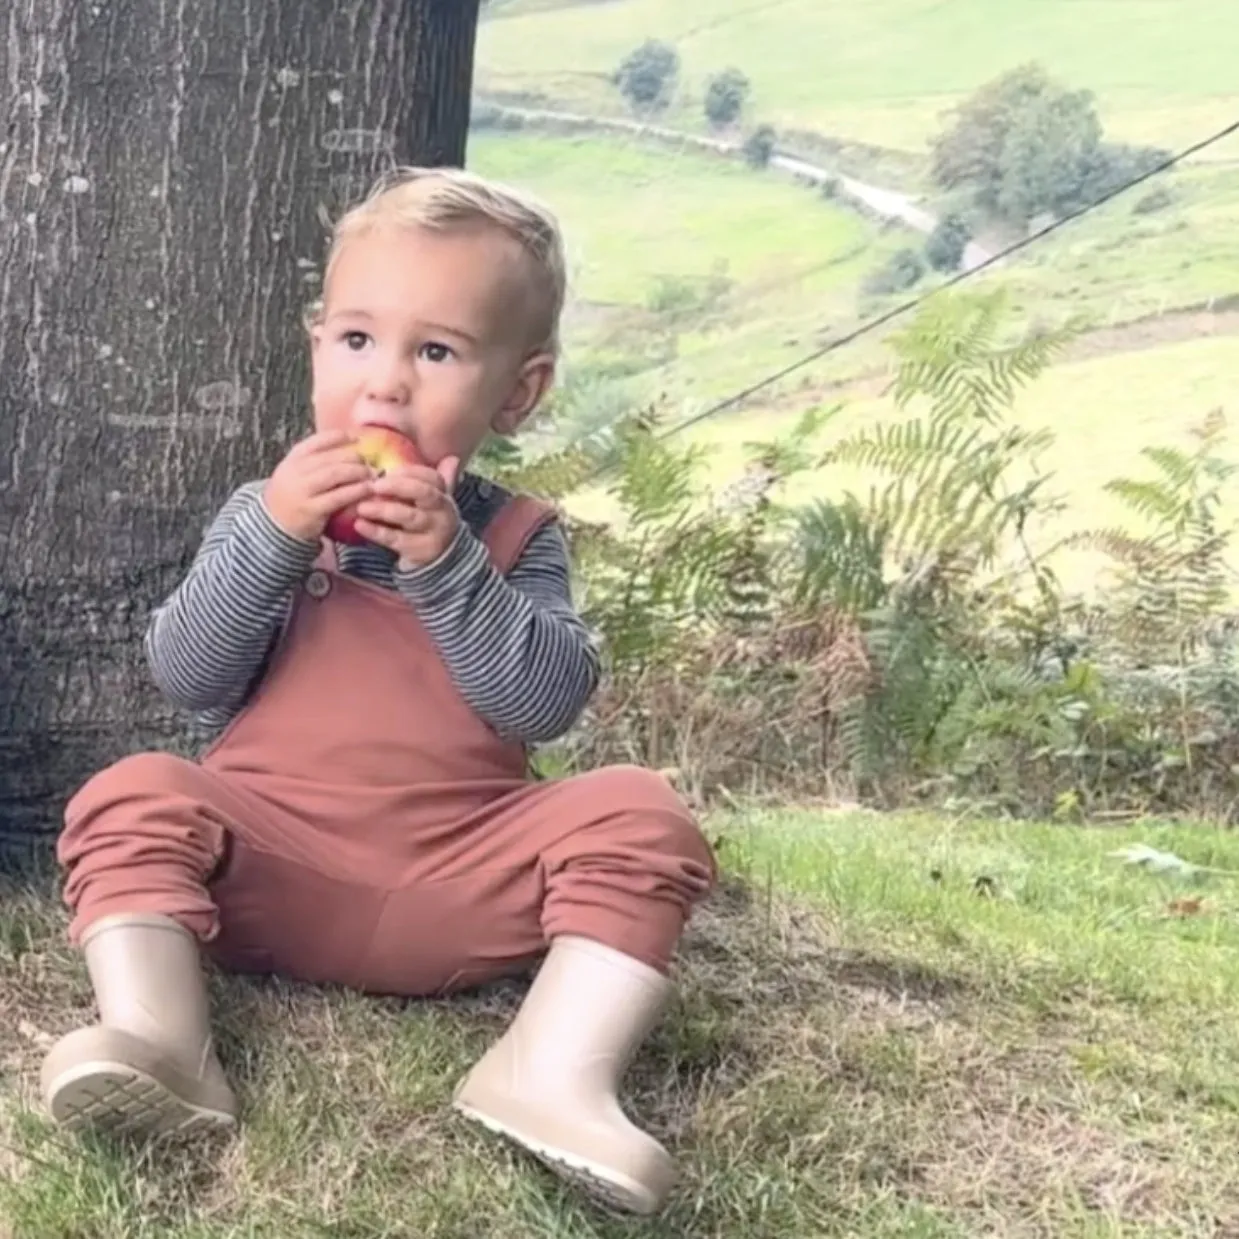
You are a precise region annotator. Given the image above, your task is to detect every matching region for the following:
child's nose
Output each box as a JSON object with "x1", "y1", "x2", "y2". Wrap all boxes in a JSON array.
[{"x1": 365, "y1": 366, "x2": 411, "y2": 404}]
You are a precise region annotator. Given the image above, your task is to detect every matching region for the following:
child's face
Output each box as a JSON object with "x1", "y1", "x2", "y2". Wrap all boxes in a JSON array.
[{"x1": 309, "y1": 222, "x2": 553, "y2": 470}]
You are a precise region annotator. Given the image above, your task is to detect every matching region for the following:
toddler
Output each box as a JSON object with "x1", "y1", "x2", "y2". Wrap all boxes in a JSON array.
[{"x1": 42, "y1": 166, "x2": 716, "y2": 1216}]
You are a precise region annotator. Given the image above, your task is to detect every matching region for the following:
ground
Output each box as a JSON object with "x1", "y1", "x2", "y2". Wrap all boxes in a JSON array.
[
  {"x1": 4, "y1": 810, "x2": 1239, "y2": 1236},
  {"x1": 476, "y1": 0, "x2": 1239, "y2": 158},
  {"x1": 468, "y1": 127, "x2": 1239, "y2": 588},
  {"x1": 467, "y1": 0, "x2": 1239, "y2": 585}
]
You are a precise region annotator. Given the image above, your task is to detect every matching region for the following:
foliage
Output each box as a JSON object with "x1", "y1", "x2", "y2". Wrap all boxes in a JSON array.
[
  {"x1": 704, "y1": 67, "x2": 751, "y2": 129},
  {"x1": 1070, "y1": 408, "x2": 1239, "y2": 663},
  {"x1": 741, "y1": 124, "x2": 777, "y2": 168},
  {"x1": 613, "y1": 39, "x2": 680, "y2": 112},
  {"x1": 924, "y1": 213, "x2": 971, "y2": 272},
  {"x1": 928, "y1": 62, "x2": 1169, "y2": 228},
  {"x1": 495, "y1": 289, "x2": 1239, "y2": 823},
  {"x1": 646, "y1": 262, "x2": 733, "y2": 318},
  {"x1": 862, "y1": 247, "x2": 925, "y2": 296}
]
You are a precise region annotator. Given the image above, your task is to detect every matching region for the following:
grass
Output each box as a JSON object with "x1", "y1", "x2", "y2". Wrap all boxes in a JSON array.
[
  {"x1": 470, "y1": 4, "x2": 1239, "y2": 530},
  {"x1": 5, "y1": 808, "x2": 1239, "y2": 1236},
  {"x1": 469, "y1": 129, "x2": 1239, "y2": 403},
  {"x1": 692, "y1": 332, "x2": 1239, "y2": 533},
  {"x1": 477, "y1": 0, "x2": 1239, "y2": 158},
  {"x1": 468, "y1": 128, "x2": 886, "y2": 317},
  {"x1": 564, "y1": 332, "x2": 1239, "y2": 593}
]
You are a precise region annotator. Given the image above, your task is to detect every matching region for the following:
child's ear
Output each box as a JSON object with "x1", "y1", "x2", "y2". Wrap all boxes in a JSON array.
[{"x1": 492, "y1": 352, "x2": 556, "y2": 436}]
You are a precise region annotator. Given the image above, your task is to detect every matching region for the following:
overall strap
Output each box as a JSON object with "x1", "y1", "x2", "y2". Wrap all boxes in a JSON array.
[
  {"x1": 480, "y1": 494, "x2": 560, "y2": 575},
  {"x1": 313, "y1": 540, "x2": 339, "y2": 572}
]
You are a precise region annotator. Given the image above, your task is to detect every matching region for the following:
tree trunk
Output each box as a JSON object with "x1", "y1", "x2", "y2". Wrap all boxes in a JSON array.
[{"x1": 0, "y1": 0, "x2": 481, "y2": 865}]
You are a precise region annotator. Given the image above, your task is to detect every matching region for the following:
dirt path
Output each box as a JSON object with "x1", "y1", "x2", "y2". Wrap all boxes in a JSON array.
[{"x1": 476, "y1": 102, "x2": 997, "y2": 269}]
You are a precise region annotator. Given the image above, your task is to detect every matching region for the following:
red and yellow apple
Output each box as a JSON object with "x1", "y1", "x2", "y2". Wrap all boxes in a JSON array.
[{"x1": 325, "y1": 424, "x2": 424, "y2": 546}]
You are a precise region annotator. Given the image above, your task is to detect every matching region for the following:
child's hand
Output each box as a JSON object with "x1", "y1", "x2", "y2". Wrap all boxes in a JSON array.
[
  {"x1": 263, "y1": 430, "x2": 374, "y2": 542},
  {"x1": 354, "y1": 456, "x2": 461, "y2": 569}
]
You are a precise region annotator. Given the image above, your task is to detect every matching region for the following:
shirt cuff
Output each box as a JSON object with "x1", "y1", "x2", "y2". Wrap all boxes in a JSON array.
[
  {"x1": 241, "y1": 493, "x2": 322, "y2": 583},
  {"x1": 394, "y1": 522, "x2": 487, "y2": 607}
]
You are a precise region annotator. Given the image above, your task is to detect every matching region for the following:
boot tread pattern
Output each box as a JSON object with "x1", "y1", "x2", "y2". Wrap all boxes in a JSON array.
[{"x1": 52, "y1": 1065, "x2": 234, "y2": 1138}]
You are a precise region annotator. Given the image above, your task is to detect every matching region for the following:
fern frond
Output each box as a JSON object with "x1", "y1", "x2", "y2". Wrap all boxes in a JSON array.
[
  {"x1": 887, "y1": 289, "x2": 1076, "y2": 425},
  {"x1": 493, "y1": 440, "x2": 606, "y2": 499},
  {"x1": 792, "y1": 497, "x2": 889, "y2": 615}
]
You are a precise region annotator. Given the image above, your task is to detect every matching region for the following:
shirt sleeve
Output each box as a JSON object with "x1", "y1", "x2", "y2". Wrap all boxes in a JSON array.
[
  {"x1": 144, "y1": 480, "x2": 320, "y2": 715},
  {"x1": 394, "y1": 518, "x2": 600, "y2": 743}
]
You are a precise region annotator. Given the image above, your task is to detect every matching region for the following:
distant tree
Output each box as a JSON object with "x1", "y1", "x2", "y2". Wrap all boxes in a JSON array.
[
  {"x1": 992, "y1": 82, "x2": 1103, "y2": 225},
  {"x1": 924, "y1": 213, "x2": 972, "y2": 272},
  {"x1": 704, "y1": 67, "x2": 751, "y2": 129},
  {"x1": 1083, "y1": 141, "x2": 1171, "y2": 205},
  {"x1": 862, "y1": 247, "x2": 926, "y2": 297},
  {"x1": 929, "y1": 62, "x2": 1157, "y2": 228},
  {"x1": 742, "y1": 124, "x2": 777, "y2": 168},
  {"x1": 613, "y1": 39, "x2": 680, "y2": 112},
  {"x1": 930, "y1": 64, "x2": 1052, "y2": 208}
]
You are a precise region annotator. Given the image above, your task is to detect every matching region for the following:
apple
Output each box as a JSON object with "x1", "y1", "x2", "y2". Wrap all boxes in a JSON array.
[{"x1": 324, "y1": 424, "x2": 424, "y2": 546}]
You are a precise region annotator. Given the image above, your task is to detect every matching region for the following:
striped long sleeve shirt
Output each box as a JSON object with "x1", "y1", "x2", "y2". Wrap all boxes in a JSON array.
[{"x1": 145, "y1": 472, "x2": 600, "y2": 743}]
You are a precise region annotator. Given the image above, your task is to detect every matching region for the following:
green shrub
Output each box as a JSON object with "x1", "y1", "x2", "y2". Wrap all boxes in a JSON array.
[
  {"x1": 704, "y1": 67, "x2": 751, "y2": 129},
  {"x1": 498, "y1": 290, "x2": 1239, "y2": 822},
  {"x1": 613, "y1": 39, "x2": 679, "y2": 112},
  {"x1": 742, "y1": 125, "x2": 777, "y2": 168},
  {"x1": 862, "y1": 248, "x2": 925, "y2": 296},
  {"x1": 924, "y1": 213, "x2": 971, "y2": 272}
]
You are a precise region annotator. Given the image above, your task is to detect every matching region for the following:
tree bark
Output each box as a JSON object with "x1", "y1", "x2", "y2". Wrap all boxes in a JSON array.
[{"x1": 0, "y1": 0, "x2": 481, "y2": 864}]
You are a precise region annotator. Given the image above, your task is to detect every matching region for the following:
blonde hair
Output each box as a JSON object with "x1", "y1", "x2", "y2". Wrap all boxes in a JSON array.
[{"x1": 311, "y1": 165, "x2": 567, "y2": 355}]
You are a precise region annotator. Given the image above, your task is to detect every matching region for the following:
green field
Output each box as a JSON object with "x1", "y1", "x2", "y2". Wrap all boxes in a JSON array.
[
  {"x1": 470, "y1": 130, "x2": 883, "y2": 312},
  {"x1": 6, "y1": 810, "x2": 1239, "y2": 1235},
  {"x1": 470, "y1": 131, "x2": 1239, "y2": 394},
  {"x1": 478, "y1": 0, "x2": 1239, "y2": 158},
  {"x1": 470, "y1": 130, "x2": 1239, "y2": 572},
  {"x1": 472, "y1": 1, "x2": 1239, "y2": 592}
]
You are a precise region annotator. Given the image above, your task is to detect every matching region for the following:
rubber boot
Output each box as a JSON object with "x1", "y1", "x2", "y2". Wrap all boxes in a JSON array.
[
  {"x1": 453, "y1": 934, "x2": 676, "y2": 1215},
  {"x1": 41, "y1": 912, "x2": 237, "y2": 1137}
]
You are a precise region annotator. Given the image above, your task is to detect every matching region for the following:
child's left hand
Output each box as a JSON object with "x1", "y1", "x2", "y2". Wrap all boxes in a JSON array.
[{"x1": 353, "y1": 456, "x2": 461, "y2": 569}]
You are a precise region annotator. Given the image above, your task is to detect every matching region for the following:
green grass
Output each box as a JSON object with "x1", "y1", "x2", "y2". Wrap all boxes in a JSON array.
[
  {"x1": 469, "y1": 129, "x2": 885, "y2": 311},
  {"x1": 469, "y1": 130, "x2": 1239, "y2": 402},
  {"x1": 6, "y1": 807, "x2": 1239, "y2": 1235},
  {"x1": 477, "y1": 0, "x2": 1239, "y2": 157},
  {"x1": 470, "y1": 1, "x2": 1239, "y2": 483},
  {"x1": 565, "y1": 332, "x2": 1239, "y2": 593},
  {"x1": 693, "y1": 331, "x2": 1239, "y2": 527}
]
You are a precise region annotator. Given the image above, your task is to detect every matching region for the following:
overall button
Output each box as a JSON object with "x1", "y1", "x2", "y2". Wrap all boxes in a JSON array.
[{"x1": 305, "y1": 570, "x2": 331, "y2": 599}]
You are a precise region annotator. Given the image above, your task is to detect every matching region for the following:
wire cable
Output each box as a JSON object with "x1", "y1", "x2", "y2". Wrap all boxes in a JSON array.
[{"x1": 573, "y1": 114, "x2": 1239, "y2": 483}]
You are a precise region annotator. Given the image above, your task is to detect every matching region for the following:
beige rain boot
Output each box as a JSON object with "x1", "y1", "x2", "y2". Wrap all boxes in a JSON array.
[
  {"x1": 453, "y1": 934, "x2": 677, "y2": 1215},
  {"x1": 41, "y1": 912, "x2": 237, "y2": 1137}
]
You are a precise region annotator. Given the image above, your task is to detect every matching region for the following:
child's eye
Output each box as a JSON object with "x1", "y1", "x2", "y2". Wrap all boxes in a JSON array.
[
  {"x1": 419, "y1": 341, "x2": 454, "y2": 363},
  {"x1": 342, "y1": 331, "x2": 370, "y2": 351}
]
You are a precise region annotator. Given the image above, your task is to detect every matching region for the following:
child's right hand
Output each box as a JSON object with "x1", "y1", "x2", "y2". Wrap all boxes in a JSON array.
[{"x1": 263, "y1": 430, "x2": 375, "y2": 542}]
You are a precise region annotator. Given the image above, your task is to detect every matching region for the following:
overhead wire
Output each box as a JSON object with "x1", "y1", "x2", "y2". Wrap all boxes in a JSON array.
[{"x1": 574, "y1": 113, "x2": 1239, "y2": 484}]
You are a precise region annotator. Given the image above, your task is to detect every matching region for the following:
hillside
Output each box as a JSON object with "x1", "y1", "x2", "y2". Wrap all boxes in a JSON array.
[
  {"x1": 477, "y1": 0, "x2": 1239, "y2": 159},
  {"x1": 470, "y1": 1, "x2": 1239, "y2": 579}
]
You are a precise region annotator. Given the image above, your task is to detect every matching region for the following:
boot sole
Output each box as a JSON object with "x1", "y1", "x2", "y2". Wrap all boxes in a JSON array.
[
  {"x1": 453, "y1": 1098, "x2": 664, "y2": 1216},
  {"x1": 47, "y1": 1059, "x2": 237, "y2": 1139}
]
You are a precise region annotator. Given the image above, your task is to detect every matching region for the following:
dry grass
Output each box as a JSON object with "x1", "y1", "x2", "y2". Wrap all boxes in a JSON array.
[{"x1": 4, "y1": 808, "x2": 1239, "y2": 1237}]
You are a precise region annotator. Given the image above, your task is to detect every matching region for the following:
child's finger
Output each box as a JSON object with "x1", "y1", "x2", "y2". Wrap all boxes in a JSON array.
[
  {"x1": 304, "y1": 460, "x2": 373, "y2": 495},
  {"x1": 310, "y1": 479, "x2": 372, "y2": 514},
  {"x1": 356, "y1": 497, "x2": 429, "y2": 530},
  {"x1": 385, "y1": 462, "x2": 446, "y2": 488},
  {"x1": 353, "y1": 516, "x2": 426, "y2": 547},
  {"x1": 370, "y1": 473, "x2": 449, "y2": 507}
]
